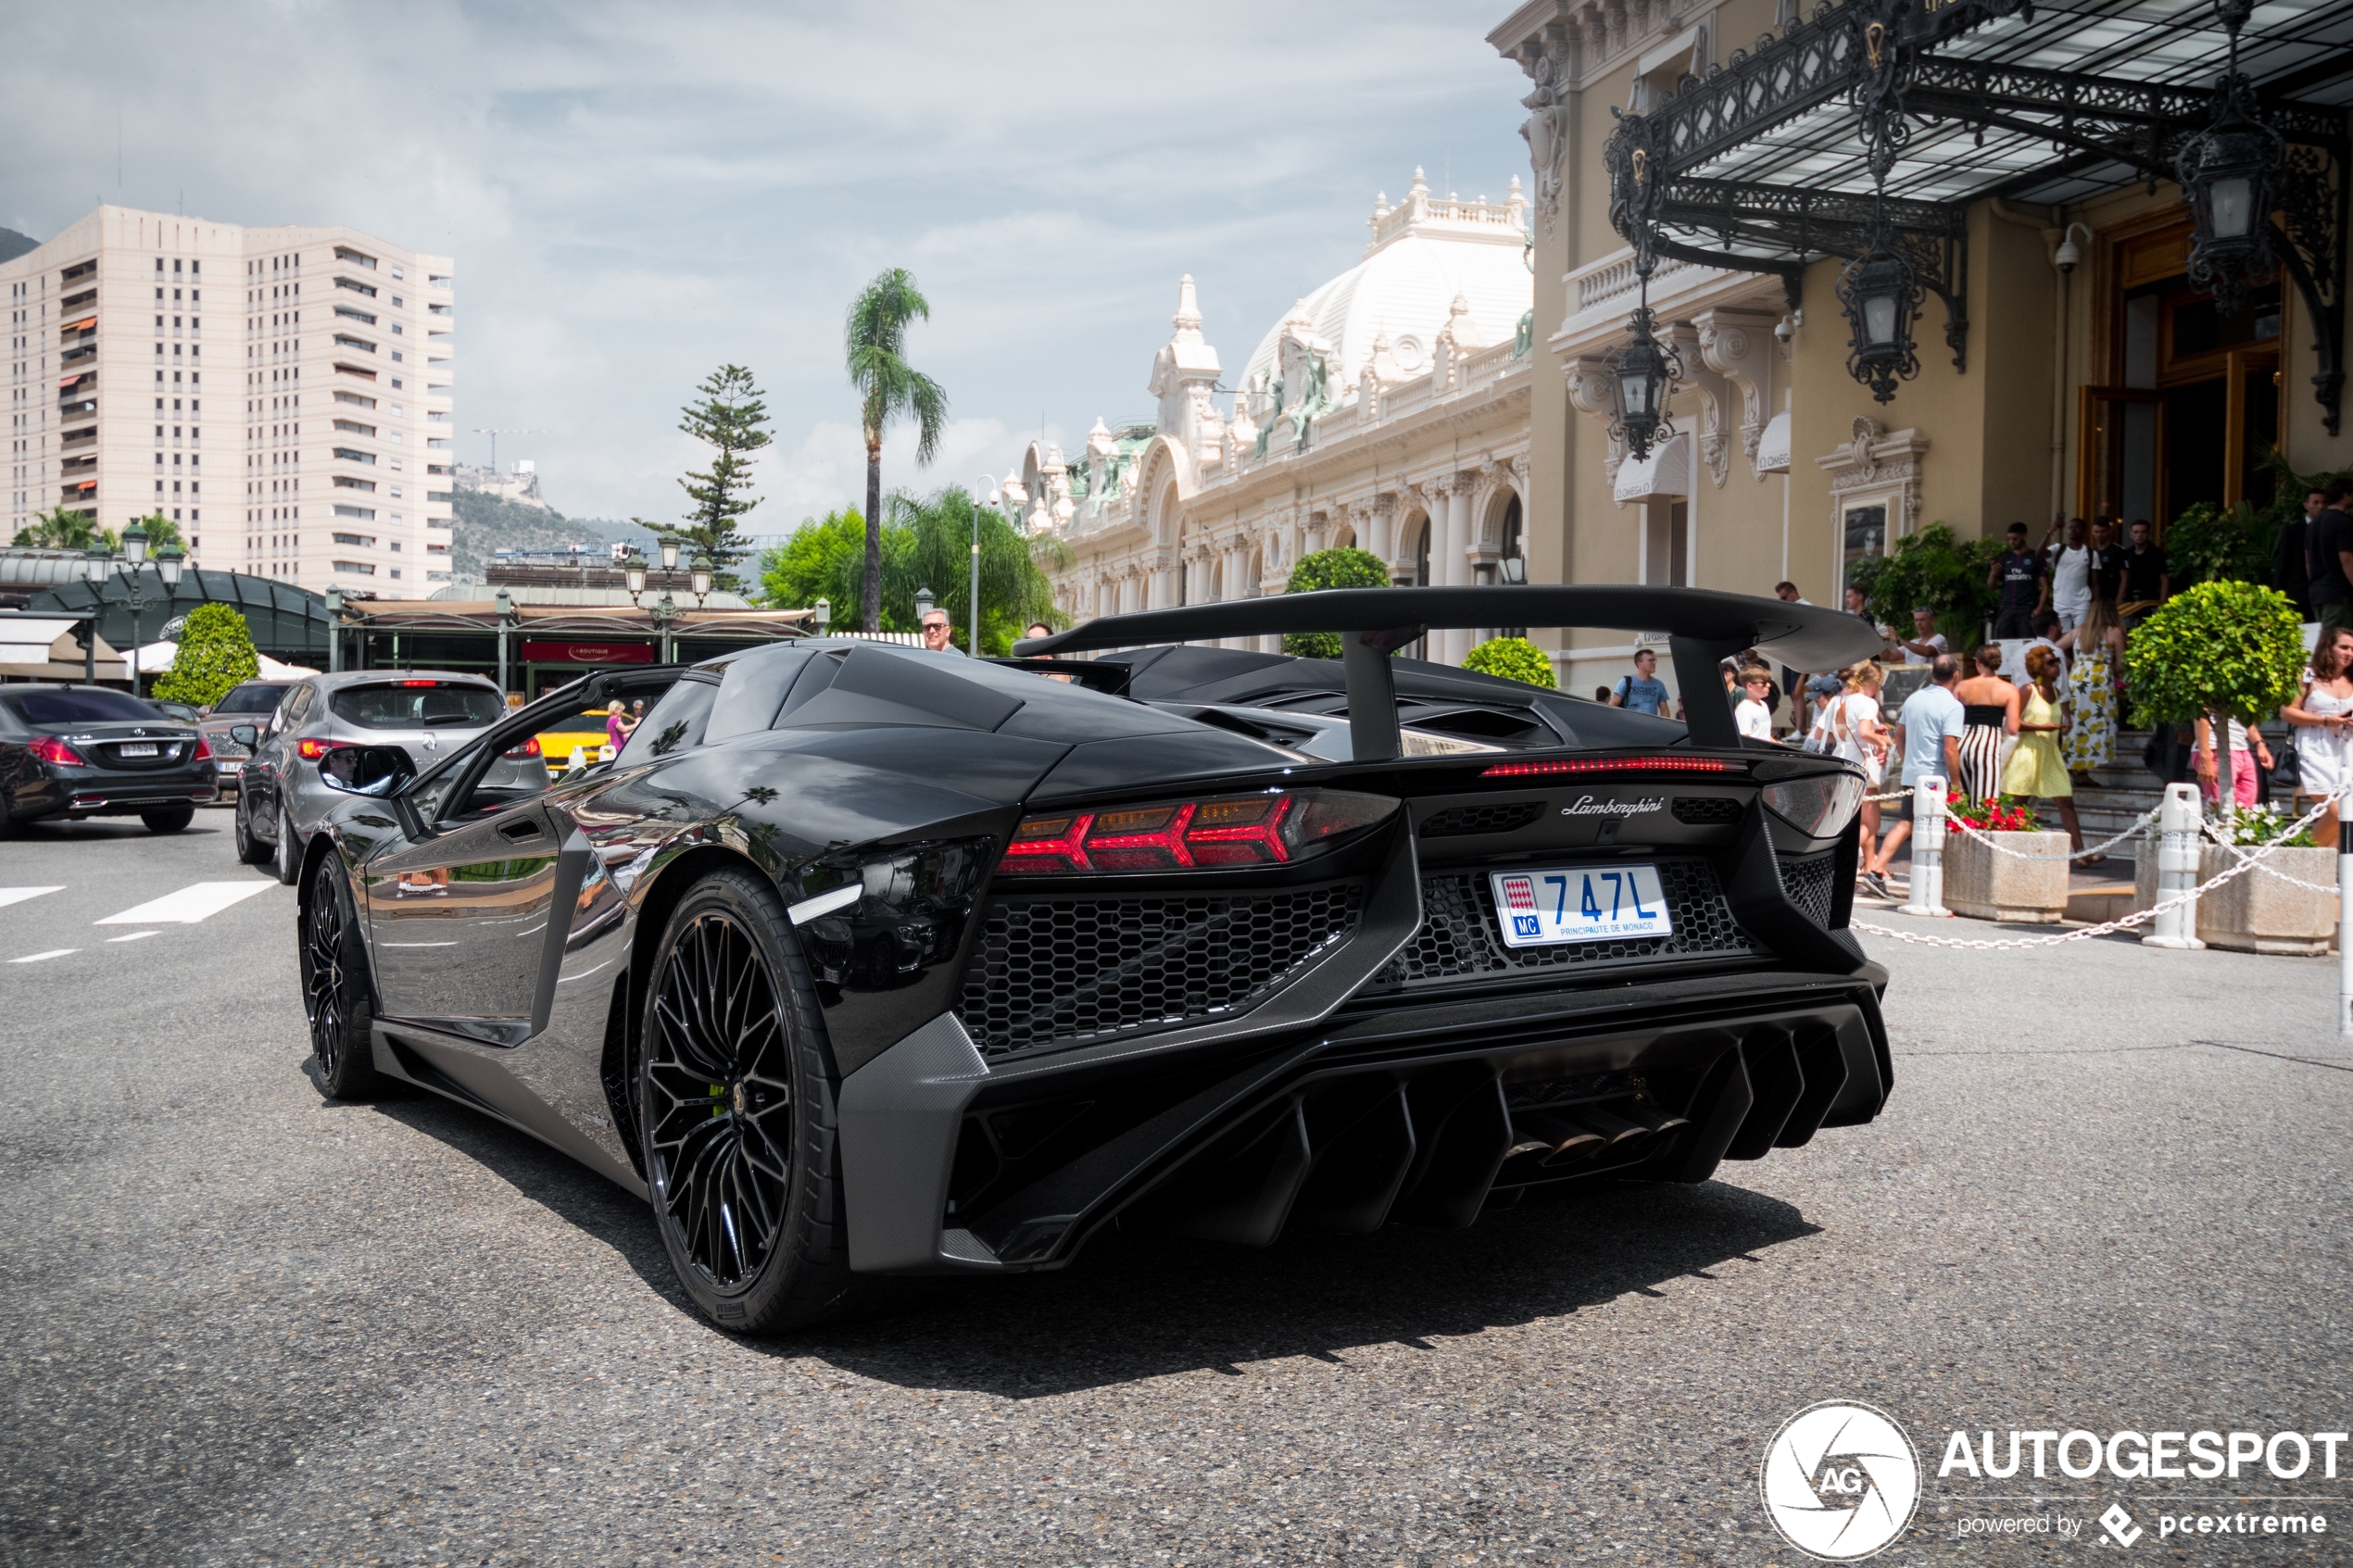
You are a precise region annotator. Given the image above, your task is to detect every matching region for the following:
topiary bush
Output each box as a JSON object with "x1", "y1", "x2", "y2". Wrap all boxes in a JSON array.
[
  {"x1": 2122, "y1": 579, "x2": 2304, "y2": 728},
  {"x1": 1281, "y1": 546, "x2": 1390, "y2": 659},
  {"x1": 152, "y1": 603, "x2": 260, "y2": 709},
  {"x1": 2164, "y1": 500, "x2": 2273, "y2": 591},
  {"x1": 1462, "y1": 635, "x2": 1556, "y2": 687}
]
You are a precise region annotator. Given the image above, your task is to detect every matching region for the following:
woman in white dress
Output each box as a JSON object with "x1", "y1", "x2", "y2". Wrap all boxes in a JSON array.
[
  {"x1": 1823, "y1": 661, "x2": 1894, "y2": 893},
  {"x1": 2284, "y1": 624, "x2": 2353, "y2": 849}
]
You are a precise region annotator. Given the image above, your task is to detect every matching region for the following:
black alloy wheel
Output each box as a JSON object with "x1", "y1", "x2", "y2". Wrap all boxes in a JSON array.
[
  {"x1": 640, "y1": 869, "x2": 854, "y2": 1332},
  {"x1": 301, "y1": 856, "x2": 383, "y2": 1099},
  {"x1": 273, "y1": 807, "x2": 301, "y2": 885},
  {"x1": 141, "y1": 805, "x2": 195, "y2": 834},
  {"x1": 233, "y1": 793, "x2": 271, "y2": 864}
]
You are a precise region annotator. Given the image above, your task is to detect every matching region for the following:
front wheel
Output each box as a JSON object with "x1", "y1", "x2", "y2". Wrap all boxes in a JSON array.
[
  {"x1": 301, "y1": 856, "x2": 384, "y2": 1100},
  {"x1": 141, "y1": 806, "x2": 195, "y2": 834},
  {"x1": 233, "y1": 794, "x2": 271, "y2": 864},
  {"x1": 639, "y1": 868, "x2": 854, "y2": 1333}
]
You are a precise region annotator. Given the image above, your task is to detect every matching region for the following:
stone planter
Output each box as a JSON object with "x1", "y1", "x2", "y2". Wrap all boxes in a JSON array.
[
  {"x1": 1944, "y1": 829, "x2": 2071, "y2": 922},
  {"x1": 2133, "y1": 844, "x2": 2338, "y2": 955}
]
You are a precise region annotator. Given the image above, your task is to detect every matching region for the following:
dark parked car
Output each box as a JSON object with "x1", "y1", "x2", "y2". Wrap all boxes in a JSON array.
[
  {"x1": 195, "y1": 679, "x2": 294, "y2": 799},
  {"x1": 0, "y1": 684, "x2": 219, "y2": 834},
  {"x1": 288, "y1": 586, "x2": 1889, "y2": 1333}
]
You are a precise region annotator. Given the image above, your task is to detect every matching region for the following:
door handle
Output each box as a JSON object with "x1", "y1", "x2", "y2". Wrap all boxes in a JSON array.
[{"x1": 498, "y1": 818, "x2": 545, "y2": 842}]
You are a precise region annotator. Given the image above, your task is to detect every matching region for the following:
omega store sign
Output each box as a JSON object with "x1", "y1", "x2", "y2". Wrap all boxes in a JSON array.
[{"x1": 521, "y1": 640, "x2": 656, "y2": 665}]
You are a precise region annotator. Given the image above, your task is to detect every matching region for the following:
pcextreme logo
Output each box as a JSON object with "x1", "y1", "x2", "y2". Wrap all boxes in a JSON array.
[{"x1": 1761, "y1": 1401, "x2": 1923, "y2": 1561}]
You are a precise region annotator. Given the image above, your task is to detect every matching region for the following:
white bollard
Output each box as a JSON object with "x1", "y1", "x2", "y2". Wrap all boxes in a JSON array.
[
  {"x1": 569, "y1": 745, "x2": 589, "y2": 773},
  {"x1": 2338, "y1": 792, "x2": 2352, "y2": 1036},
  {"x1": 2142, "y1": 782, "x2": 2207, "y2": 949},
  {"x1": 1897, "y1": 773, "x2": 1951, "y2": 917}
]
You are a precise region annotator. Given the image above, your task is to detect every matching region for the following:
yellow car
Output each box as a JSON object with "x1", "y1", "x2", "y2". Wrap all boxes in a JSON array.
[{"x1": 534, "y1": 706, "x2": 623, "y2": 777}]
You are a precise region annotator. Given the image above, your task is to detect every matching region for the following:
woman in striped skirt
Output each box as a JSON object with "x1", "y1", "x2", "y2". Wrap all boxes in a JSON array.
[{"x1": 1951, "y1": 642, "x2": 2020, "y2": 802}]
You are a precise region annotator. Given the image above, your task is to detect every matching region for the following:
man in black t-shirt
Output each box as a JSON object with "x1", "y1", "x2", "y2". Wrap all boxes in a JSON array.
[
  {"x1": 2277, "y1": 487, "x2": 2324, "y2": 618},
  {"x1": 2310, "y1": 478, "x2": 2353, "y2": 641},
  {"x1": 1987, "y1": 521, "x2": 2045, "y2": 638},
  {"x1": 2087, "y1": 518, "x2": 2125, "y2": 608},
  {"x1": 2118, "y1": 520, "x2": 2169, "y2": 628}
]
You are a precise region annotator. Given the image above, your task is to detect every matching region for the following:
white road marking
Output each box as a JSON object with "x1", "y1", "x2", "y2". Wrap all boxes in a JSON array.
[
  {"x1": 0, "y1": 887, "x2": 65, "y2": 911},
  {"x1": 95, "y1": 882, "x2": 276, "y2": 926},
  {"x1": 11, "y1": 949, "x2": 78, "y2": 964},
  {"x1": 107, "y1": 931, "x2": 162, "y2": 943}
]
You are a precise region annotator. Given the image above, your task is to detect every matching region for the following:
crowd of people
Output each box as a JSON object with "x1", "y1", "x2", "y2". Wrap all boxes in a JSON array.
[{"x1": 1596, "y1": 477, "x2": 2353, "y2": 887}]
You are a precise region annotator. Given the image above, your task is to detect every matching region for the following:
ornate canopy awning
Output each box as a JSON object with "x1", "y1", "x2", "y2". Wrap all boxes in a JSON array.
[{"x1": 1603, "y1": 0, "x2": 2351, "y2": 427}]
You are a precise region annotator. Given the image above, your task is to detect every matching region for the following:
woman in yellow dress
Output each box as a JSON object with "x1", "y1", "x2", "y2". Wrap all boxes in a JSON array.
[{"x1": 1999, "y1": 645, "x2": 2086, "y2": 857}]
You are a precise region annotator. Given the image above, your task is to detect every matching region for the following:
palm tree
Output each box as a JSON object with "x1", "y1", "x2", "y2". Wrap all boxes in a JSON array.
[{"x1": 845, "y1": 270, "x2": 947, "y2": 632}]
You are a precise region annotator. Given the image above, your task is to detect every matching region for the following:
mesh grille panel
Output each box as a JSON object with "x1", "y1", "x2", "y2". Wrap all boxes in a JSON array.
[
  {"x1": 1779, "y1": 851, "x2": 1839, "y2": 926},
  {"x1": 1419, "y1": 802, "x2": 1544, "y2": 838},
  {"x1": 956, "y1": 884, "x2": 1364, "y2": 1057},
  {"x1": 1365, "y1": 859, "x2": 1760, "y2": 994},
  {"x1": 1670, "y1": 796, "x2": 1743, "y2": 825}
]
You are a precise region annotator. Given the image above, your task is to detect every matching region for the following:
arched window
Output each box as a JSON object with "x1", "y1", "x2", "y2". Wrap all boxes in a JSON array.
[{"x1": 1413, "y1": 516, "x2": 1431, "y2": 587}]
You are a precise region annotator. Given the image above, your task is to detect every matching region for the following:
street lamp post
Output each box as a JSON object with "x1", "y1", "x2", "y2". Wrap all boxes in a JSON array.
[
  {"x1": 324, "y1": 585, "x2": 344, "y2": 673},
  {"x1": 494, "y1": 585, "x2": 516, "y2": 698},
  {"x1": 107, "y1": 528, "x2": 183, "y2": 695},
  {"x1": 812, "y1": 597, "x2": 831, "y2": 637},
  {"x1": 80, "y1": 550, "x2": 108, "y2": 684},
  {"x1": 971, "y1": 477, "x2": 990, "y2": 658}
]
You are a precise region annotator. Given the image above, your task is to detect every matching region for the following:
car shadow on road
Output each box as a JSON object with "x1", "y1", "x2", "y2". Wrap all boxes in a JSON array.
[
  {"x1": 789, "y1": 1181, "x2": 1820, "y2": 1398},
  {"x1": 359, "y1": 1073, "x2": 1820, "y2": 1399}
]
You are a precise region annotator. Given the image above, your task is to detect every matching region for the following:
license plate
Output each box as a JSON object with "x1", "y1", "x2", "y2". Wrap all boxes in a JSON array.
[
  {"x1": 117, "y1": 743, "x2": 158, "y2": 757},
  {"x1": 1491, "y1": 865, "x2": 1673, "y2": 947}
]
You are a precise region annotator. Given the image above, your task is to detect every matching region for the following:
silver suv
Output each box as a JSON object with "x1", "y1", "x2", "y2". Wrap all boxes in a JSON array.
[{"x1": 231, "y1": 671, "x2": 544, "y2": 883}]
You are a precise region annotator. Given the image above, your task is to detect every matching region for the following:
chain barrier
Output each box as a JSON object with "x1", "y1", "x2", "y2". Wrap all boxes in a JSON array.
[
  {"x1": 1853, "y1": 789, "x2": 2343, "y2": 951},
  {"x1": 1919, "y1": 802, "x2": 2160, "y2": 862}
]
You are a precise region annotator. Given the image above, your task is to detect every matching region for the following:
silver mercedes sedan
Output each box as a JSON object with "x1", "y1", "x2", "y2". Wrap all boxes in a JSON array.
[{"x1": 230, "y1": 671, "x2": 547, "y2": 883}]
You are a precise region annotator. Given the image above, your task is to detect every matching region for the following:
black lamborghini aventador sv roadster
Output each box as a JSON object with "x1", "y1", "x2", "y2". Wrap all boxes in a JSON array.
[{"x1": 291, "y1": 585, "x2": 1891, "y2": 1331}]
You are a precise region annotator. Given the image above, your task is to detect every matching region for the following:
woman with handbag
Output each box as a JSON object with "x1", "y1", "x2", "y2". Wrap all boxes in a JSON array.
[
  {"x1": 2000, "y1": 645, "x2": 2087, "y2": 858},
  {"x1": 1825, "y1": 661, "x2": 1894, "y2": 892},
  {"x1": 2057, "y1": 592, "x2": 2122, "y2": 775},
  {"x1": 2284, "y1": 624, "x2": 2353, "y2": 848},
  {"x1": 1953, "y1": 644, "x2": 2021, "y2": 803}
]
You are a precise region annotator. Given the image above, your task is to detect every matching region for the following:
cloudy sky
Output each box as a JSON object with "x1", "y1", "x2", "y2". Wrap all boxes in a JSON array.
[{"x1": 5, "y1": 2, "x2": 1530, "y2": 538}]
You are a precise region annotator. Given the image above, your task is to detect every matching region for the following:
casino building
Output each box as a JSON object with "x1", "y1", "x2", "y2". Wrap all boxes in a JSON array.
[{"x1": 1032, "y1": 0, "x2": 2351, "y2": 697}]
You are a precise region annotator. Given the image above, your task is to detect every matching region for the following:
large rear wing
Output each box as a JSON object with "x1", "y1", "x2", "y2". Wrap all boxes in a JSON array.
[{"x1": 1013, "y1": 584, "x2": 1887, "y2": 758}]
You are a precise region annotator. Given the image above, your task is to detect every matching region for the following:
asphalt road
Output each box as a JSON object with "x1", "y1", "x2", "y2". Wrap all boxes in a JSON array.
[{"x1": 4, "y1": 814, "x2": 2349, "y2": 1565}]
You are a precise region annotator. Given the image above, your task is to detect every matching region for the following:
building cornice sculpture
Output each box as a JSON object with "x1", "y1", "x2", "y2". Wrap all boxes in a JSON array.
[{"x1": 1692, "y1": 308, "x2": 1777, "y2": 480}]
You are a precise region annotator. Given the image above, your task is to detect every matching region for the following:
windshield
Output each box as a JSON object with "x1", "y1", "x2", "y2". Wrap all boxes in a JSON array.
[
  {"x1": 329, "y1": 682, "x2": 503, "y2": 731},
  {"x1": 6, "y1": 690, "x2": 167, "y2": 725},
  {"x1": 213, "y1": 684, "x2": 288, "y2": 714}
]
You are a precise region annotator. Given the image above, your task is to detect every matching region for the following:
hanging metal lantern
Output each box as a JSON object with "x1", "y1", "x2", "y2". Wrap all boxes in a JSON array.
[
  {"x1": 2176, "y1": 69, "x2": 2283, "y2": 316},
  {"x1": 1835, "y1": 234, "x2": 1921, "y2": 405},
  {"x1": 1604, "y1": 305, "x2": 1680, "y2": 462}
]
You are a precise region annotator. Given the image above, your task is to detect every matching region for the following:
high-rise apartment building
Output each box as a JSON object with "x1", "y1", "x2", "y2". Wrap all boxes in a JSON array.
[{"x1": 3, "y1": 205, "x2": 455, "y2": 598}]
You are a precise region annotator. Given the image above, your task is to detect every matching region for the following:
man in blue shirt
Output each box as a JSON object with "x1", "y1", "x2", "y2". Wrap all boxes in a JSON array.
[
  {"x1": 1861, "y1": 653, "x2": 1964, "y2": 897},
  {"x1": 1608, "y1": 647, "x2": 1670, "y2": 715}
]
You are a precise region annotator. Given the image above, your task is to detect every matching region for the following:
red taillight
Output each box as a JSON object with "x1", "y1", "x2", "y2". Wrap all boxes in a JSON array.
[
  {"x1": 297, "y1": 737, "x2": 339, "y2": 761},
  {"x1": 1479, "y1": 756, "x2": 1736, "y2": 779},
  {"x1": 503, "y1": 735, "x2": 543, "y2": 759},
  {"x1": 192, "y1": 734, "x2": 213, "y2": 761},
  {"x1": 28, "y1": 737, "x2": 85, "y2": 766},
  {"x1": 396, "y1": 679, "x2": 440, "y2": 687},
  {"x1": 1000, "y1": 789, "x2": 1394, "y2": 876}
]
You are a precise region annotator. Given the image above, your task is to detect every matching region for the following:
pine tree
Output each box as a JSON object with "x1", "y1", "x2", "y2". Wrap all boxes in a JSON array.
[{"x1": 640, "y1": 365, "x2": 772, "y2": 579}]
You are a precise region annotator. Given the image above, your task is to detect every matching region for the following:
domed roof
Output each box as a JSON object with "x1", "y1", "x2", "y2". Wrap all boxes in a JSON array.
[{"x1": 1242, "y1": 169, "x2": 1531, "y2": 390}]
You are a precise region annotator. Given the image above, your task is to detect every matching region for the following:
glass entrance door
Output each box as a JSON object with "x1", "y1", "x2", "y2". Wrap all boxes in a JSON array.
[{"x1": 2077, "y1": 386, "x2": 2167, "y2": 528}]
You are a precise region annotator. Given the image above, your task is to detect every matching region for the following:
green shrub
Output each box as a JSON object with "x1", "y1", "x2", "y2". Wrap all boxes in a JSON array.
[
  {"x1": 1462, "y1": 635, "x2": 1556, "y2": 687},
  {"x1": 1852, "y1": 521, "x2": 2002, "y2": 645},
  {"x1": 2165, "y1": 500, "x2": 2272, "y2": 591},
  {"x1": 152, "y1": 603, "x2": 260, "y2": 709},
  {"x1": 2122, "y1": 578, "x2": 2304, "y2": 728},
  {"x1": 1280, "y1": 547, "x2": 1390, "y2": 659}
]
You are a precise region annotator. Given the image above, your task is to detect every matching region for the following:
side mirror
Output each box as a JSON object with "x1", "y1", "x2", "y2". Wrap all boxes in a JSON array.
[
  {"x1": 318, "y1": 744, "x2": 416, "y2": 797},
  {"x1": 229, "y1": 724, "x2": 258, "y2": 747}
]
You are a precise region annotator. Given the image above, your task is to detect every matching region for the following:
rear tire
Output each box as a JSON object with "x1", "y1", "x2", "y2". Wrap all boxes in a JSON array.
[
  {"x1": 141, "y1": 806, "x2": 195, "y2": 834},
  {"x1": 273, "y1": 807, "x2": 301, "y2": 885},
  {"x1": 301, "y1": 855, "x2": 384, "y2": 1100},
  {"x1": 638, "y1": 867, "x2": 855, "y2": 1334},
  {"x1": 233, "y1": 794, "x2": 271, "y2": 864}
]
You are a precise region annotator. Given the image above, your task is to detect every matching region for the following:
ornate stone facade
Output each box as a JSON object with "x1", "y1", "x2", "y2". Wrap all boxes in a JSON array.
[{"x1": 1024, "y1": 170, "x2": 1536, "y2": 667}]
